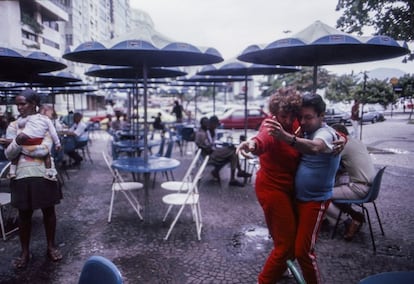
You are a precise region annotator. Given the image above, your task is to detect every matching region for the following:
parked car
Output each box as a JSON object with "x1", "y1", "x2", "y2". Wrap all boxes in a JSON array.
[
  {"x1": 324, "y1": 107, "x2": 351, "y2": 126},
  {"x1": 217, "y1": 107, "x2": 268, "y2": 130},
  {"x1": 361, "y1": 106, "x2": 385, "y2": 123}
]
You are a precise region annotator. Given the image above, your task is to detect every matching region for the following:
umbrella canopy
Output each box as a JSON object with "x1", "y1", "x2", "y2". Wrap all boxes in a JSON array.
[
  {"x1": 198, "y1": 60, "x2": 301, "y2": 137},
  {"x1": 0, "y1": 47, "x2": 66, "y2": 83},
  {"x1": 64, "y1": 37, "x2": 223, "y2": 165},
  {"x1": 85, "y1": 65, "x2": 186, "y2": 79},
  {"x1": 30, "y1": 71, "x2": 82, "y2": 87},
  {"x1": 238, "y1": 20, "x2": 410, "y2": 91},
  {"x1": 64, "y1": 40, "x2": 222, "y2": 68}
]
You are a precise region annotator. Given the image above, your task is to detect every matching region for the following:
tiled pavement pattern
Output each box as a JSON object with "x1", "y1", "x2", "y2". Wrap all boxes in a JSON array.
[{"x1": 0, "y1": 114, "x2": 413, "y2": 283}]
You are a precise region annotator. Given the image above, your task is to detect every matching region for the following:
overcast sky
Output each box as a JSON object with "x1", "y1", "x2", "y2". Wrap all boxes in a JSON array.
[{"x1": 131, "y1": 0, "x2": 413, "y2": 76}]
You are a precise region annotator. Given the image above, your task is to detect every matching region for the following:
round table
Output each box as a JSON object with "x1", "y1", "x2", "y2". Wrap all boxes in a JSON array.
[
  {"x1": 112, "y1": 156, "x2": 181, "y2": 221},
  {"x1": 112, "y1": 156, "x2": 180, "y2": 173}
]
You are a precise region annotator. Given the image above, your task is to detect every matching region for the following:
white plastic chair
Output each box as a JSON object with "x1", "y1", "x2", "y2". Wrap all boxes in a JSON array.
[
  {"x1": 0, "y1": 162, "x2": 18, "y2": 241},
  {"x1": 161, "y1": 148, "x2": 202, "y2": 192},
  {"x1": 102, "y1": 152, "x2": 144, "y2": 222},
  {"x1": 162, "y1": 154, "x2": 209, "y2": 241}
]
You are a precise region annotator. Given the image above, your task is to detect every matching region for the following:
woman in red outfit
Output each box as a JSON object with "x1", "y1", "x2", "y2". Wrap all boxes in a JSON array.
[{"x1": 237, "y1": 88, "x2": 302, "y2": 284}]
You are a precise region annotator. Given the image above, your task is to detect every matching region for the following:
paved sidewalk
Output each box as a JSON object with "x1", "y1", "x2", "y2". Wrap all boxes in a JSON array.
[{"x1": 0, "y1": 116, "x2": 413, "y2": 283}]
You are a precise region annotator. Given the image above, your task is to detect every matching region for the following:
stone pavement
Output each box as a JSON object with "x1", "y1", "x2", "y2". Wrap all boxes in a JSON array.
[{"x1": 0, "y1": 114, "x2": 413, "y2": 284}]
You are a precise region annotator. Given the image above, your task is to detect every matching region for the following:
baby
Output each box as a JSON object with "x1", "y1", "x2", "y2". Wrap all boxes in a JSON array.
[{"x1": 9, "y1": 104, "x2": 61, "y2": 180}]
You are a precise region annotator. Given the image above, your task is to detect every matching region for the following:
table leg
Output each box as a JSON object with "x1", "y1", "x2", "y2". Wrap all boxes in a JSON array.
[{"x1": 143, "y1": 172, "x2": 151, "y2": 222}]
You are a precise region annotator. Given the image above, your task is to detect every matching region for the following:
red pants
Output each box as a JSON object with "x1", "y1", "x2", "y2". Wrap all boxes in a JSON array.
[
  {"x1": 295, "y1": 200, "x2": 330, "y2": 284},
  {"x1": 256, "y1": 186, "x2": 296, "y2": 284}
]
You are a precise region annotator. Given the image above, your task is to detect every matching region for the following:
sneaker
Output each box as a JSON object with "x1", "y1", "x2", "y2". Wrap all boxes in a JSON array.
[
  {"x1": 344, "y1": 219, "x2": 363, "y2": 241},
  {"x1": 211, "y1": 169, "x2": 220, "y2": 181},
  {"x1": 229, "y1": 180, "x2": 244, "y2": 187},
  {"x1": 237, "y1": 171, "x2": 252, "y2": 178}
]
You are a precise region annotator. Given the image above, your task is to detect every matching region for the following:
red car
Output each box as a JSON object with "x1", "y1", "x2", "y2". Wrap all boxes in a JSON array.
[{"x1": 218, "y1": 107, "x2": 268, "y2": 130}]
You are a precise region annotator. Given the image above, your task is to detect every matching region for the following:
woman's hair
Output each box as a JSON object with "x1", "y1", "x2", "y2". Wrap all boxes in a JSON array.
[
  {"x1": 268, "y1": 87, "x2": 302, "y2": 116},
  {"x1": 18, "y1": 89, "x2": 41, "y2": 106}
]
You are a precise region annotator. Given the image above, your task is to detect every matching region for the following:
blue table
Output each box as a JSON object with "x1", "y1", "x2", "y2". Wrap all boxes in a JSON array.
[
  {"x1": 112, "y1": 156, "x2": 181, "y2": 221},
  {"x1": 112, "y1": 140, "x2": 160, "y2": 150},
  {"x1": 112, "y1": 156, "x2": 180, "y2": 174},
  {"x1": 112, "y1": 140, "x2": 161, "y2": 158}
]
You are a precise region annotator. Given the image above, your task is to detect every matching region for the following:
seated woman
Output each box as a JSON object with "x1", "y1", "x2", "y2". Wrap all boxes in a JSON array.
[{"x1": 195, "y1": 116, "x2": 250, "y2": 187}]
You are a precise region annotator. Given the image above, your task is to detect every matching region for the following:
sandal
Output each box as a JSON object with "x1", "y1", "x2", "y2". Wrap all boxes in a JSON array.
[
  {"x1": 12, "y1": 254, "x2": 31, "y2": 269},
  {"x1": 47, "y1": 248, "x2": 63, "y2": 262}
]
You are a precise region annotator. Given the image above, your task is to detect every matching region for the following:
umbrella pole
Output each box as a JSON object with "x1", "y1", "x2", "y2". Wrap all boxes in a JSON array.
[
  {"x1": 244, "y1": 76, "x2": 248, "y2": 139},
  {"x1": 213, "y1": 83, "x2": 216, "y2": 115},
  {"x1": 313, "y1": 66, "x2": 318, "y2": 93},
  {"x1": 143, "y1": 65, "x2": 149, "y2": 163},
  {"x1": 243, "y1": 75, "x2": 248, "y2": 177},
  {"x1": 142, "y1": 64, "x2": 150, "y2": 223},
  {"x1": 194, "y1": 86, "x2": 198, "y2": 124}
]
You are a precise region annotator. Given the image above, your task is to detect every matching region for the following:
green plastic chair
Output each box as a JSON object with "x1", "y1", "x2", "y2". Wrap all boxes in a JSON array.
[{"x1": 287, "y1": 259, "x2": 306, "y2": 284}]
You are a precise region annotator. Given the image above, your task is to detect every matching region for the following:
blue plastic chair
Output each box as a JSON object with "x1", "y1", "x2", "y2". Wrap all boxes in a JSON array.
[
  {"x1": 359, "y1": 271, "x2": 414, "y2": 284},
  {"x1": 78, "y1": 255, "x2": 123, "y2": 284},
  {"x1": 331, "y1": 167, "x2": 386, "y2": 252}
]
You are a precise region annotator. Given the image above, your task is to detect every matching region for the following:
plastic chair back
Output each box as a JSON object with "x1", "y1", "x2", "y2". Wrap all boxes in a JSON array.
[
  {"x1": 366, "y1": 167, "x2": 386, "y2": 202},
  {"x1": 78, "y1": 255, "x2": 123, "y2": 284},
  {"x1": 181, "y1": 127, "x2": 195, "y2": 142},
  {"x1": 335, "y1": 167, "x2": 386, "y2": 204}
]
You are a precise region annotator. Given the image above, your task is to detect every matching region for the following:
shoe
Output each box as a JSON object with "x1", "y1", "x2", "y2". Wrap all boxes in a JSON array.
[
  {"x1": 353, "y1": 212, "x2": 366, "y2": 223},
  {"x1": 211, "y1": 169, "x2": 220, "y2": 181},
  {"x1": 237, "y1": 171, "x2": 252, "y2": 178},
  {"x1": 344, "y1": 219, "x2": 363, "y2": 241},
  {"x1": 229, "y1": 180, "x2": 244, "y2": 187},
  {"x1": 46, "y1": 248, "x2": 63, "y2": 262},
  {"x1": 12, "y1": 253, "x2": 32, "y2": 269}
]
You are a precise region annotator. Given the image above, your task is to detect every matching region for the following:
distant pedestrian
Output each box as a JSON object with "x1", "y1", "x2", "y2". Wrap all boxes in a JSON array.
[
  {"x1": 171, "y1": 100, "x2": 184, "y2": 123},
  {"x1": 351, "y1": 99, "x2": 361, "y2": 139}
]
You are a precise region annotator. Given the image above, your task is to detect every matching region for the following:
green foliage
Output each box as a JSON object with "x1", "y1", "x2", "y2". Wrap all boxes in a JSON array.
[
  {"x1": 397, "y1": 74, "x2": 414, "y2": 97},
  {"x1": 335, "y1": 0, "x2": 414, "y2": 41},
  {"x1": 263, "y1": 67, "x2": 334, "y2": 96},
  {"x1": 21, "y1": 12, "x2": 44, "y2": 34},
  {"x1": 325, "y1": 74, "x2": 360, "y2": 103},
  {"x1": 357, "y1": 78, "x2": 395, "y2": 107}
]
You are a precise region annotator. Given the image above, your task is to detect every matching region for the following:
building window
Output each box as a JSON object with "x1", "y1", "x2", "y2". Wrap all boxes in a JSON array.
[
  {"x1": 65, "y1": 34, "x2": 73, "y2": 45},
  {"x1": 42, "y1": 38, "x2": 60, "y2": 49}
]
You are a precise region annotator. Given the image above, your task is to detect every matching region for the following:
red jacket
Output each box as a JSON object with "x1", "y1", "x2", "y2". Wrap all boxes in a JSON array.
[{"x1": 252, "y1": 120, "x2": 301, "y2": 195}]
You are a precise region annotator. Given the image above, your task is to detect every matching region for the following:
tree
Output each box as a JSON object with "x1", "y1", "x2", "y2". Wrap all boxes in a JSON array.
[
  {"x1": 335, "y1": 0, "x2": 414, "y2": 41},
  {"x1": 357, "y1": 78, "x2": 395, "y2": 108},
  {"x1": 263, "y1": 67, "x2": 334, "y2": 96},
  {"x1": 325, "y1": 73, "x2": 359, "y2": 103}
]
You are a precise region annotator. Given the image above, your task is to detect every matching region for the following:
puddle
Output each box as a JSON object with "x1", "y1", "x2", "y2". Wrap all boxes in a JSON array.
[{"x1": 227, "y1": 225, "x2": 271, "y2": 256}]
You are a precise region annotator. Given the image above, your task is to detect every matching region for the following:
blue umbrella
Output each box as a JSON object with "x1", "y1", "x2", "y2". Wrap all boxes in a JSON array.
[
  {"x1": 64, "y1": 38, "x2": 222, "y2": 163},
  {"x1": 238, "y1": 20, "x2": 410, "y2": 92},
  {"x1": 0, "y1": 47, "x2": 66, "y2": 83}
]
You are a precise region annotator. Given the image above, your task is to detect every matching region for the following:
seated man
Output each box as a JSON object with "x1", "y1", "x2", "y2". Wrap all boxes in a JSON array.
[
  {"x1": 195, "y1": 116, "x2": 251, "y2": 187},
  {"x1": 326, "y1": 123, "x2": 376, "y2": 241},
  {"x1": 64, "y1": 112, "x2": 88, "y2": 166}
]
